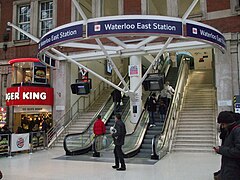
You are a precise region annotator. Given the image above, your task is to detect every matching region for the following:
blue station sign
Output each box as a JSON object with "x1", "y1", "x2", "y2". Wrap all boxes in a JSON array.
[
  {"x1": 38, "y1": 22, "x2": 83, "y2": 52},
  {"x1": 87, "y1": 16, "x2": 183, "y2": 37},
  {"x1": 186, "y1": 21, "x2": 226, "y2": 51}
]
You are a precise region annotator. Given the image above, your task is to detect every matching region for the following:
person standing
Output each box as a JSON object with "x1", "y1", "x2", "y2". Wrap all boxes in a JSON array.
[
  {"x1": 93, "y1": 115, "x2": 106, "y2": 136},
  {"x1": 144, "y1": 93, "x2": 157, "y2": 127},
  {"x1": 159, "y1": 99, "x2": 167, "y2": 123},
  {"x1": 111, "y1": 114, "x2": 126, "y2": 171},
  {"x1": 164, "y1": 81, "x2": 175, "y2": 107},
  {"x1": 93, "y1": 115, "x2": 106, "y2": 151},
  {"x1": 111, "y1": 89, "x2": 122, "y2": 115},
  {"x1": 213, "y1": 111, "x2": 240, "y2": 180}
]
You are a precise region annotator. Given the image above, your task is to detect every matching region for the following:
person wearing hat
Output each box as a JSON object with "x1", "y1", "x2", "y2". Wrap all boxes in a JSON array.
[
  {"x1": 213, "y1": 111, "x2": 240, "y2": 180},
  {"x1": 144, "y1": 93, "x2": 157, "y2": 127}
]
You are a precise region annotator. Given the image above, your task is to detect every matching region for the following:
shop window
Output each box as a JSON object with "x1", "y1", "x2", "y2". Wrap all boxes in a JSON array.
[
  {"x1": 102, "y1": 0, "x2": 119, "y2": 16},
  {"x1": 75, "y1": 0, "x2": 93, "y2": 21},
  {"x1": 231, "y1": 0, "x2": 240, "y2": 13},
  {"x1": 147, "y1": 0, "x2": 167, "y2": 16},
  {"x1": 11, "y1": 62, "x2": 51, "y2": 85},
  {"x1": 39, "y1": 1, "x2": 53, "y2": 37},
  {"x1": 17, "y1": 4, "x2": 31, "y2": 40},
  {"x1": 178, "y1": 0, "x2": 201, "y2": 18},
  {"x1": 17, "y1": 113, "x2": 52, "y2": 133}
]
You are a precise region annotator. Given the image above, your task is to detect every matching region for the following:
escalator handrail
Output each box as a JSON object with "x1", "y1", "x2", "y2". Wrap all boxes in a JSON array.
[
  {"x1": 64, "y1": 75, "x2": 129, "y2": 154},
  {"x1": 63, "y1": 95, "x2": 113, "y2": 154},
  {"x1": 92, "y1": 96, "x2": 131, "y2": 154},
  {"x1": 151, "y1": 58, "x2": 190, "y2": 158},
  {"x1": 92, "y1": 92, "x2": 150, "y2": 157}
]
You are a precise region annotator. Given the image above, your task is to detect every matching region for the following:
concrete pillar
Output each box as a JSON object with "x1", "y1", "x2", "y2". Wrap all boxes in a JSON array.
[
  {"x1": 215, "y1": 43, "x2": 233, "y2": 112},
  {"x1": 52, "y1": 61, "x2": 71, "y2": 123},
  {"x1": 129, "y1": 55, "x2": 142, "y2": 123}
]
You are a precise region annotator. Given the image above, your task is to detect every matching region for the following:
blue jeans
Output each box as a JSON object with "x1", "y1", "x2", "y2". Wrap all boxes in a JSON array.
[
  {"x1": 160, "y1": 114, "x2": 166, "y2": 122},
  {"x1": 149, "y1": 111, "x2": 155, "y2": 125}
]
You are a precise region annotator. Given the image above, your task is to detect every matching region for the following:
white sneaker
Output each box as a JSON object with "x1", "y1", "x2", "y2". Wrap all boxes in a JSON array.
[
  {"x1": 149, "y1": 124, "x2": 153, "y2": 128},
  {"x1": 153, "y1": 124, "x2": 156, "y2": 127}
]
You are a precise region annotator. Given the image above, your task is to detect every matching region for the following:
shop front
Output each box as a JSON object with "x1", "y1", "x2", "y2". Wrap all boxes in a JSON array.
[
  {"x1": 6, "y1": 86, "x2": 54, "y2": 133},
  {"x1": 6, "y1": 58, "x2": 54, "y2": 133},
  {"x1": 0, "y1": 107, "x2": 7, "y2": 127}
]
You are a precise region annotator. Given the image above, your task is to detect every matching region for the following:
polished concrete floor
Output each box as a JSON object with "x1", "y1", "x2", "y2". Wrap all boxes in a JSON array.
[{"x1": 0, "y1": 147, "x2": 221, "y2": 180}]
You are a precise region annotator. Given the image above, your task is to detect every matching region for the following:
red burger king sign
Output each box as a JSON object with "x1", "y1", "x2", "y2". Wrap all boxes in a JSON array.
[{"x1": 6, "y1": 86, "x2": 53, "y2": 106}]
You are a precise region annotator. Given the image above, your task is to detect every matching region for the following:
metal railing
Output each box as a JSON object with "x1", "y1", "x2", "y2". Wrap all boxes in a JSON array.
[
  {"x1": 0, "y1": 131, "x2": 47, "y2": 156},
  {"x1": 47, "y1": 69, "x2": 122, "y2": 148},
  {"x1": 152, "y1": 58, "x2": 190, "y2": 159},
  {"x1": 63, "y1": 96, "x2": 115, "y2": 155},
  {"x1": 0, "y1": 134, "x2": 10, "y2": 155},
  {"x1": 63, "y1": 74, "x2": 130, "y2": 155}
]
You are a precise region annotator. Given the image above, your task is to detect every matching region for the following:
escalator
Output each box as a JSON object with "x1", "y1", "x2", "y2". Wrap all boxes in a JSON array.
[
  {"x1": 123, "y1": 65, "x2": 180, "y2": 159},
  {"x1": 64, "y1": 56, "x2": 187, "y2": 160},
  {"x1": 151, "y1": 58, "x2": 191, "y2": 159},
  {"x1": 92, "y1": 58, "x2": 182, "y2": 160},
  {"x1": 63, "y1": 93, "x2": 130, "y2": 155}
]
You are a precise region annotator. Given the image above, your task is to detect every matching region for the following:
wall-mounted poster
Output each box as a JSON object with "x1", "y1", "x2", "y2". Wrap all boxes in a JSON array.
[
  {"x1": 129, "y1": 65, "x2": 140, "y2": 77},
  {"x1": 106, "y1": 60, "x2": 112, "y2": 75},
  {"x1": 33, "y1": 62, "x2": 46, "y2": 83}
]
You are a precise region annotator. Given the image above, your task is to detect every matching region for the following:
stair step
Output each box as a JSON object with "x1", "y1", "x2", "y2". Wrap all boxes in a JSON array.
[
  {"x1": 177, "y1": 128, "x2": 213, "y2": 134},
  {"x1": 173, "y1": 143, "x2": 213, "y2": 148},
  {"x1": 141, "y1": 144, "x2": 152, "y2": 149},
  {"x1": 174, "y1": 139, "x2": 214, "y2": 144},
  {"x1": 171, "y1": 147, "x2": 213, "y2": 153},
  {"x1": 175, "y1": 134, "x2": 213, "y2": 139}
]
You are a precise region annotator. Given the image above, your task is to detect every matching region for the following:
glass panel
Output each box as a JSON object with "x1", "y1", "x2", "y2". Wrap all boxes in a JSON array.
[
  {"x1": 147, "y1": 0, "x2": 167, "y2": 16},
  {"x1": 103, "y1": 0, "x2": 118, "y2": 16},
  {"x1": 178, "y1": 0, "x2": 201, "y2": 17},
  {"x1": 12, "y1": 62, "x2": 33, "y2": 84},
  {"x1": 39, "y1": 1, "x2": 53, "y2": 36},
  {"x1": 75, "y1": 0, "x2": 92, "y2": 20},
  {"x1": 17, "y1": 4, "x2": 30, "y2": 40}
]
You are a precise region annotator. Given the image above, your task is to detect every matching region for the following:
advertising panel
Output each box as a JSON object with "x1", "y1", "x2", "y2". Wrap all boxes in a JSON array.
[
  {"x1": 0, "y1": 135, "x2": 9, "y2": 153},
  {"x1": 6, "y1": 87, "x2": 54, "y2": 106},
  {"x1": 11, "y1": 133, "x2": 30, "y2": 152},
  {"x1": 33, "y1": 64, "x2": 47, "y2": 84},
  {"x1": 129, "y1": 65, "x2": 140, "y2": 77}
]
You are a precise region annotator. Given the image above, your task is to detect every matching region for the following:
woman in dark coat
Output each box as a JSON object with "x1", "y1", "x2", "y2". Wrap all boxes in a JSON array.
[{"x1": 213, "y1": 111, "x2": 240, "y2": 180}]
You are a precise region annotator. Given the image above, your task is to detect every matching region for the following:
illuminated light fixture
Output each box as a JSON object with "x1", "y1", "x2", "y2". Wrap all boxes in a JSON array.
[{"x1": 0, "y1": 121, "x2": 6, "y2": 128}]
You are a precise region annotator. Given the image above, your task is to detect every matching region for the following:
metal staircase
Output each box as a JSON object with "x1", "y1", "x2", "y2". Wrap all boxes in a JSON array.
[
  {"x1": 171, "y1": 70, "x2": 216, "y2": 153},
  {"x1": 54, "y1": 89, "x2": 112, "y2": 147}
]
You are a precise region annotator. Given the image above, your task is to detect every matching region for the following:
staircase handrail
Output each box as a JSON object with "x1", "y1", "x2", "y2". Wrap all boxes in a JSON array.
[
  {"x1": 47, "y1": 66, "x2": 125, "y2": 147},
  {"x1": 152, "y1": 57, "x2": 190, "y2": 159},
  {"x1": 47, "y1": 80, "x2": 109, "y2": 147},
  {"x1": 63, "y1": 75, "x2": 130, "y2": 154}
]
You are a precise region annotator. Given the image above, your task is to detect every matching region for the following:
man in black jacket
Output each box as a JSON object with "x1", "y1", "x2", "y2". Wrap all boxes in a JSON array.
[
  {"x1": 144, "y1": 93, "x2": 157, "y2": 127},
  {"x1": 111, "y1": 89, "x2": 122, "y2": 115},
  {"x1": 111, "y1": 114, "x2": 126, "y2": 171},
  {"x1": 213, "y1": 111, "x2": 240, "y2": 180}
]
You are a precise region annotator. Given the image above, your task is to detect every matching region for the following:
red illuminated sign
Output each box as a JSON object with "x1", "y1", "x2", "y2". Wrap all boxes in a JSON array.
[{"x1": 6, "y1": 86, "x2": 54, "y2": 106}]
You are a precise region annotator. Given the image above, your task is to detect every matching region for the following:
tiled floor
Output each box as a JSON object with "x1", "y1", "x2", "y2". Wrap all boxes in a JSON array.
[{"x1": 0, "y1": 147, "x2": 221, "y2": 180}]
